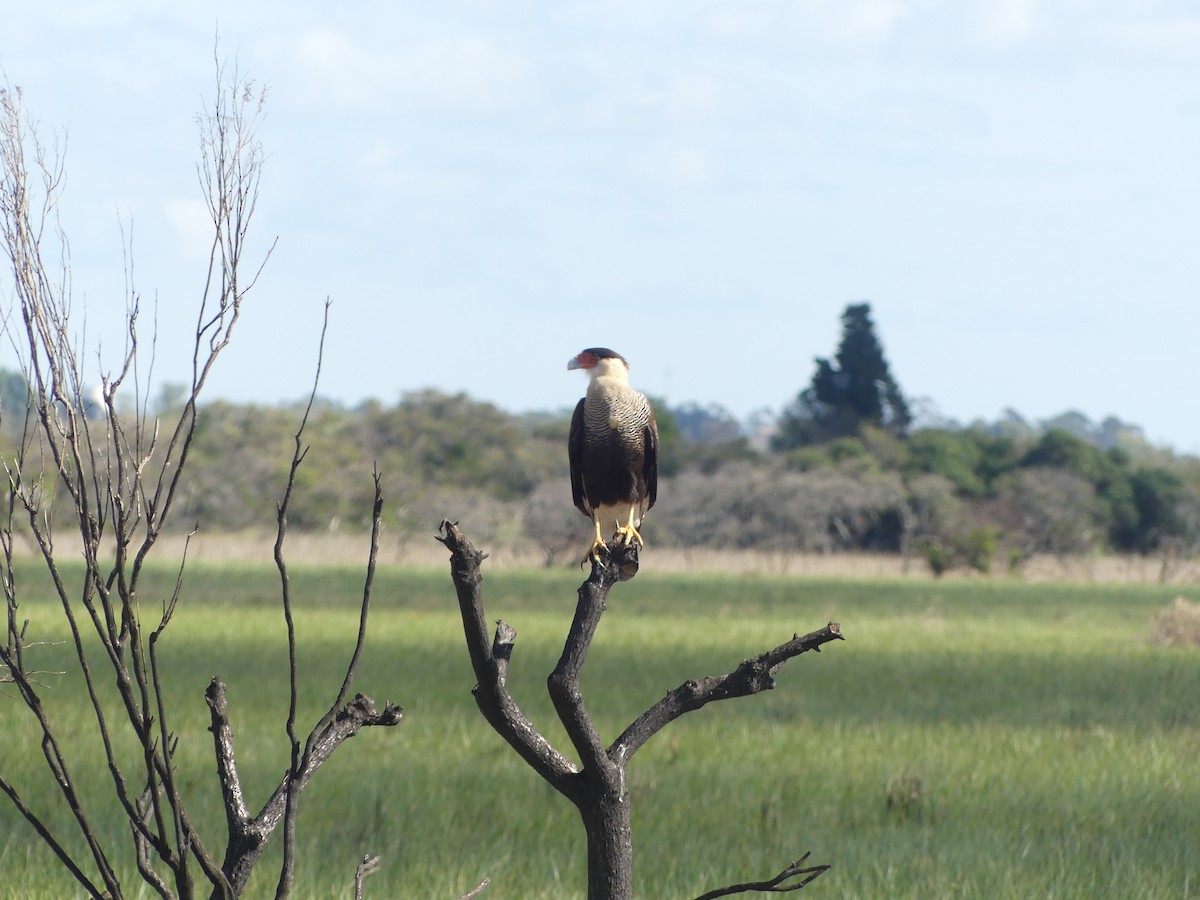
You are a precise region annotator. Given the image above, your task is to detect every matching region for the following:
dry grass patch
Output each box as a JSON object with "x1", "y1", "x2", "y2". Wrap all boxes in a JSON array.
[
  {"x1": 1150, "y1": 596, "x2": 1200, "y2": 646},
  {"x1": 12, "y1": 528, "x2": 1200, "y2": 584}
]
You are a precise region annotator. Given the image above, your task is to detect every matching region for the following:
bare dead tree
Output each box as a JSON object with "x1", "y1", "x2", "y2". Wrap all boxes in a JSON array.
[
  {"x1": 438, "y1": 520, "x2": 843, "y2": 899},
  {"x1": 0, "y1": 61, "x2": 400, "y2": 898}
]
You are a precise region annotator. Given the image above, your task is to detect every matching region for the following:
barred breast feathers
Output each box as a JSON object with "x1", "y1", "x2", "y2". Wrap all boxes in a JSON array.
[{"x1": 586, "y1": 378, "x2": 651, "y2": 439}]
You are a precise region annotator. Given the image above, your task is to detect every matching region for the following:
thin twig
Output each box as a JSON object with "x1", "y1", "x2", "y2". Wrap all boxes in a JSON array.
[
  {"x1": 0, "y1": 774, "x2": 106, "y2": 899},
  {"x1": 272, "y1": 303, "x2": 330, "y2": 898},
  {"x1": 458, "y1": 876, "x2": 492, "y2": 899},
  {"x1": 693, "y1": 852, "x2": 830, "y2": 899}
]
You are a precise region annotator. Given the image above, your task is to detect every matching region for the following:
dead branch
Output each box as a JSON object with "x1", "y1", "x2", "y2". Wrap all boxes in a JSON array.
[
  {"x1": 437, "y1": 521, "x2": 580, "y2": 794},
  {"x1": 693, "y1": 852, "x2": 830, "y2": 899},
  {"x1": 352, "y1": 854, "x2": 381, "y2": 900},
  {"x1": 458, "y1": 876, "x2": 492, "y2": 899},
  {"x1": 612, "y1": 622, "x2": 843, "y2": 759},
  {"x1": 0, "y1": 773, "x2": 106, "y2": 898},
  {"x1": 205, "y1": 679, "x2": 403, "y2": 896}
]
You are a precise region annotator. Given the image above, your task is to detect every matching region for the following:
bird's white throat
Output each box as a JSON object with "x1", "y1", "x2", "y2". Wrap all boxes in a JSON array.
[{"x1": 589, "y1": 356, "x2": 630, "y2": 383}]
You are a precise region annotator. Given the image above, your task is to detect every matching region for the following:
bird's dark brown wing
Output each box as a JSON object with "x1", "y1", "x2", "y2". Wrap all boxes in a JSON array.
[
  {"x1": 568, "y1": 398, "x2": 590, "y2": 517},
  {"x1": 643, "y1": 402, "x2": 659, "y2": 511}
]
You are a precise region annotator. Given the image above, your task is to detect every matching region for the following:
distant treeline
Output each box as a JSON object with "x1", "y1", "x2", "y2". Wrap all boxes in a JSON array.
[
  {"x1": 6, "y1": 288, "x2": 1200, "y2": 580},
  {"x1": 163, "y1": 389, "x2": 1200, "y2": 577},
  {"x1": 4, "y1": 368, "x2": 1196, "y2": 576}
]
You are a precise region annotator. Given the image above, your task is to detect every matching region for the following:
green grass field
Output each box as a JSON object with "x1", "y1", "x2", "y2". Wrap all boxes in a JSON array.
[{"x1": 1, "y1": 558, "x2": 1197, "y2": 898}]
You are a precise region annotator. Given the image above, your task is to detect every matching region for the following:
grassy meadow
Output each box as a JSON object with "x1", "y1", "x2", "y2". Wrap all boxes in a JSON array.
[{"x1": 1, "y1": 554, "x2": 1198, "y2": 898}]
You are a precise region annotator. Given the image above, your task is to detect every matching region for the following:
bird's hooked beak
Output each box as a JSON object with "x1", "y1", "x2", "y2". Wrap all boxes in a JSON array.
[{"x1": 569, "y1": 352, "x2": 595, "y2": 371}]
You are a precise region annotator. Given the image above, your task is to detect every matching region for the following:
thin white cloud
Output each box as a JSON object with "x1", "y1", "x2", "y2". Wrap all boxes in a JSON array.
[
  {"x1": 258, "y1": 25, "x2": 532, "y2": 113},
  {"x1": 703, "y1": 6, "x2": 777, "y2": 40},
  {"x1": 359, "y1": 142, "x2": 467, "y2": 196},
  {"x1": 700, "y1": 0, "x2": 924, "y2": 49},
  {"x1": 634, "y1": 141, "x2": 716, "y2": 187},
  {"x1": 838, "y1": 0, "x2": 915, "y2": 44},
  {"x1": 975, "y1": 0, "x2": 1042, "y2": 46},
  {"x1": 162, "y1": 196, "x2": 214, "y2": 260},
  {"x1": 1098, "y1": 16, "x2": 1200, "y2": 56},
  {"x1": 611, "y1": 70, "x2": 740, "y2": 121}
]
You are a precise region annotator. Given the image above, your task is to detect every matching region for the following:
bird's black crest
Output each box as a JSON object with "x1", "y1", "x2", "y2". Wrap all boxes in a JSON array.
[{"x1": 582, "y1": 347, "x2": 627, "y2": 365}]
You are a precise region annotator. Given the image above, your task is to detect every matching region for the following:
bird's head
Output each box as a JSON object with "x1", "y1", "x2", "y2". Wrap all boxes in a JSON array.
[{"x1": 568, "y1": 348, "x2": 629, "y2": 380}]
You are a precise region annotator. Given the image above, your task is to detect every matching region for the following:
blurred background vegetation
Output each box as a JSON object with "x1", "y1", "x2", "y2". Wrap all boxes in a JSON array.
[{"x1": 2, "y1": 304, "x2": 1197, "y2": 578}]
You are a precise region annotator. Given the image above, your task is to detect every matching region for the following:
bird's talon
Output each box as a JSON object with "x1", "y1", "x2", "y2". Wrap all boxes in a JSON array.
[
  {"x1": 581, "y1": 537, "x2": 610, "y2": 567},
  {"x1": 614, "y1": 524, "x2": 645, "y2": 548}
]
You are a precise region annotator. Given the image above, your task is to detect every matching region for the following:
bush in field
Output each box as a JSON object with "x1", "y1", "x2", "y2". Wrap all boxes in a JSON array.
[
  {"x1": 918, "y1": 539, "x2": 954, "y2": 576},
  {"x1": 166, "y1": 390, "x2": 571, "y2": 540},
  {"x1": 1150, "y1": 597, "x2": 1200, "y2": 646},
  {"x1": 916, "y1": 529, "x2": 996, "y2": 577}
]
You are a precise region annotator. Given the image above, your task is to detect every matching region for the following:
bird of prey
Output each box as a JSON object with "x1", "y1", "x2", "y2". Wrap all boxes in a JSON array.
[{"x1": 568, "y1": 348, "x2": 659, "y2": 565}]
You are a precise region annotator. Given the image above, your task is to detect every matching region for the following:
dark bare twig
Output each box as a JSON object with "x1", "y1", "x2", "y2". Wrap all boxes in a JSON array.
[
  {"x1": 0, "y1": 774, "x2": 105, "y2": 898},
  {"x1": 693, "y1": 852, "x2": 830, "y2": 899},
  {"x1": 612, "y1": 622, "x2": 843, "y2": 759},
  {"x1": 271, "y1": 299, "x2": 401, "y2": 899}
]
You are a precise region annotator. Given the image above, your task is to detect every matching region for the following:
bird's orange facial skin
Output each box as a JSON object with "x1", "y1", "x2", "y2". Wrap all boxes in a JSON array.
[{"x1": 570, "y1": 351, "x2": 597, "y2": 370}]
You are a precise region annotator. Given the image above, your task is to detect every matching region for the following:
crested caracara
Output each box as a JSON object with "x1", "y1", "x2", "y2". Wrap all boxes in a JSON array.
[{"x1": 568, "y1": 348, "x2": 659, "y2": 564}]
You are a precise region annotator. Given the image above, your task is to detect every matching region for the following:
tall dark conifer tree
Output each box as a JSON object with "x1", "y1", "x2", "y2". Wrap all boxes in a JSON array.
[{"x1": 774, "y1": 302, "x2": 911, "y2": 449}]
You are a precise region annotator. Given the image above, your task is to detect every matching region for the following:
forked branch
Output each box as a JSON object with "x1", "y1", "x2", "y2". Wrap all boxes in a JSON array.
[
  {"x1": 437, "y1": 520, "x2": 580, "y2": 795},
  {"x1": 206, "y1": 679, "x2": 403, "y2": 896},
  {"x1": 613, "y1": 622, "x2": 843, "y2": 759},
  {"x1": 440, "y1": 520, "x2": 842, "y2": 899},
  {"x1": 694, "y1": 852, "x2": 830, "y2": 899}
]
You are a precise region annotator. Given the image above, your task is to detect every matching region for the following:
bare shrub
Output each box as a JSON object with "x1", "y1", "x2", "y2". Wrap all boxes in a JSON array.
[
  {"x1": 521, "y1": 480, "x2": 592, "y2": 565},
  {"x1": 393, "y1": 485, "x2": 522, "y2": 546},
  {"x1": 654, "y1": 462, "x2": 904, "y2": 554},
  {"x1": 996, "y1": 467, "x2": 1101, "y2": 566},
  {"x1": 907, "y1": 473, "x2": 967, "y2": 540}
]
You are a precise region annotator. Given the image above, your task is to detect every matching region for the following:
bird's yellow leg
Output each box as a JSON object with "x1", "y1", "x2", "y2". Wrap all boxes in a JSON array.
[
  {"x1": 582, "y1": 515, "x2": 610, "y2": 566},
  {"x1": 614, "y1": 503, "x2": 645, "y2": 548}
]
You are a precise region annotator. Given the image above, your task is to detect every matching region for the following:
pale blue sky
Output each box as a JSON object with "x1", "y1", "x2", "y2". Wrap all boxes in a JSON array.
[{"x1": 3, "y1": 2, "x2": 1198, "y2": 451}]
